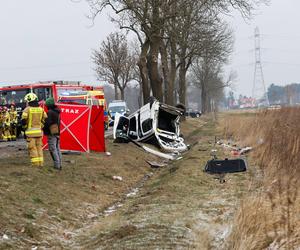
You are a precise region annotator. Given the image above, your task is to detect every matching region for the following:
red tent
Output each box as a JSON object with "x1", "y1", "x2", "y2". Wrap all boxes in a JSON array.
[{"x1": 43, "y1": 104, "x2": 105, "y2": 152}]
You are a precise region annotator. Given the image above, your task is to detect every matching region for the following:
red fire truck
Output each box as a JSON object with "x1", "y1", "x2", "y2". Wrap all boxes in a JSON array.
[{"x1": 0, "y1": 81, "x2": 107, "y2": 135}]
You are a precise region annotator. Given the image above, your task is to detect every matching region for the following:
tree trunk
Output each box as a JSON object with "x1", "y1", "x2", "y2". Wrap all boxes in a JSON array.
[
  {"x1": 147, "y1": 1, "x2": 163, "y2": 102},
  {"x1": 139, "y1": 83, "x2": 143, "y2": 107},
  {"x1": 114, "y1": 82, "x2": 119, "y2": 100},
  {"x1": 201, "y1": 80, "x2": 209, "y2": 114},
  {"x1": 178, "y1": 62, "x2": 187, "y2": 106},
  {"x1": 160, "y1": 38, "x2": 176, "y2": 105},
  {"x1": 147, "y1": 36, "x2": 163, "y2": 102},
  {"x1": 197, "y1": 87, "x2": 202, "y2": 111},
  {"x1": 168, "y1": 38, "x2": 176, "y2": 106},
  {"x1": 138, "y1": 40, "x2": 150, "y2": 104},
  {"x1": 160, "y1": 41, "x2": 169, "y2": 104},
  {"x1": 120, "y1": 88, "x2": 125, "y2": 100}
]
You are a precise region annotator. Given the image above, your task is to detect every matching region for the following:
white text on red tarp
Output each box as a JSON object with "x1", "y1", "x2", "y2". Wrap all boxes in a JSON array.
[{"x1": 60, "y1": 108, "x2": 80, "y2": 114}]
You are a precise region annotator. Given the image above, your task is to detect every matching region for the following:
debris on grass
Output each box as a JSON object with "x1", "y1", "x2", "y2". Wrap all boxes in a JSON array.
[
  {"x1": 112, "y1": 176, "x2": 123, "y2": 181},
  {"x1": 146, "y1": 160, "x2": 168, "y2": 168},
  {"x1": 2, "y1": 234, "x2": 9, "y2": 240},
  {"x1": 204, "y1": 158, "x2": 247, "y2": 174},
  {"x1": 126, "y1": 188, "x2": 139, "y2": 197}
]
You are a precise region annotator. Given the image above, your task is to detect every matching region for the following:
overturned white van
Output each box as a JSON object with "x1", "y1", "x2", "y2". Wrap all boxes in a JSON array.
[{"x1": 113, "y1": 100, "x2": 188, "y2": 152}]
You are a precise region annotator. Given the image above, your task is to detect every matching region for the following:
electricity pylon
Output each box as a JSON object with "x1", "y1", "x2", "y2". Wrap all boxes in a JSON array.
[{"x1": 252, "y1": 27, "x2": 269, "y2": 106}]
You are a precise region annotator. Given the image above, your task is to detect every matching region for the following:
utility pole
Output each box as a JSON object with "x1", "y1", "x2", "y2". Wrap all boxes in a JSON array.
[{"x1": 252, "y1": 27, "x2": 269, "y2": 106}]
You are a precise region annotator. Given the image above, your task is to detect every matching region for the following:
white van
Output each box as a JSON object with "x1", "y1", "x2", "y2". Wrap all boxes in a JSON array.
[{"x1": 108, "y1": 100, "x2": 129, "y2": 126}]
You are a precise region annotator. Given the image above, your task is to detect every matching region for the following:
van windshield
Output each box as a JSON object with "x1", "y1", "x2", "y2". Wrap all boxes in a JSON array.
[{"x1": 109, "y1": 106, "x2": 125, "y2": 113}]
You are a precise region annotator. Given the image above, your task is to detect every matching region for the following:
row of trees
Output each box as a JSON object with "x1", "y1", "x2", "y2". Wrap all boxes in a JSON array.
[
  {"x1": 268, "y1": 83, "x2": 300, "y2": 105},
  {"x1": 90, "y1": 0, "x2": 267, "y2": 113}
]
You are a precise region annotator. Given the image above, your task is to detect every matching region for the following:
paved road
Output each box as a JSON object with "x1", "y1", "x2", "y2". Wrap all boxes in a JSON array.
[
  {"x1": 105, "y1": 127, "x2": 113, "y2": 138},
  {"x1": 0, "y1": 139, "x2": 26, "y2": 149}
]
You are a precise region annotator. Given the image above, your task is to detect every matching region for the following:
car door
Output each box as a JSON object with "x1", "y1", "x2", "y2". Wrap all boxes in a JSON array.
[
  {"x1": 139, "y1": 103, "x2": 153, "y2": 138},
  {"x1": 113, "y1": 113, "x2": 129, "y2": 140}
]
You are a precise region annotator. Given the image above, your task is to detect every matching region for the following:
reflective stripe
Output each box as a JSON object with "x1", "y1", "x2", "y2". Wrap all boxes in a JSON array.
[
  {"x1": 25, "y1": 129, "x2": 43, "y2": 137},
  {"x1": 31, "y1": 157, "x2": 43, "y2": 163},
  {"x1": 28, "y1": 107, "x2": 43, "y2": 130},
  {"x1": 29, "y1": 108, "x2": 43, "y2": 113},
  {"x1": 26, "y1": 129, "x2": 42, "y2": 134},
  {"x1": 25, "y1": 107, "x2": 44, "y2": 137}
]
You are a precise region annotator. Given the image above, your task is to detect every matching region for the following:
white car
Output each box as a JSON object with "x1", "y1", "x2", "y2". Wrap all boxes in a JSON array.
[{"x1": 113, "y1": 100, "x2": 188, "y2": 152}]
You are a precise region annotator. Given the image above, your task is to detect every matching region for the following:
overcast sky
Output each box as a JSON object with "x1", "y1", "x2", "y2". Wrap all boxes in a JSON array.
[{"x1": 0, "y1": 0, "x2": 299, "y2": 96}]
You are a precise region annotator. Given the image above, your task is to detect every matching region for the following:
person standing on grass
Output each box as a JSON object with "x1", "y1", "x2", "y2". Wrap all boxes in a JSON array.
[
  {"x1": 22, "y1": 93, "x2": 47, "y2": 167},
  {"x1": 44, "y1": 97, "x2": 62, "y2": 170}
]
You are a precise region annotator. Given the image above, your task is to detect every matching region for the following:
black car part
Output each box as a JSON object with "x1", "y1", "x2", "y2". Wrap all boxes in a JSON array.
[{"x1": 204, "y1": 158, "x2": 247, "y2": 174}]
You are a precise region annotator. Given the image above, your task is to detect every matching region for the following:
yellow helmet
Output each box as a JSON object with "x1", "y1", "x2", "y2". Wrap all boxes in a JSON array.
[{"x1": 24, "y1": 93, "x2": 38, "y2": 102}]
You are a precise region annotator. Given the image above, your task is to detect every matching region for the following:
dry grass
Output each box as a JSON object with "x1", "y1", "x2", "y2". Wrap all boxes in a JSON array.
[
  {"x1": 67, "y1": 116, "x2": 253, "y2": 249},
  {"x1": 0, "y1": 138, "x2": 157, "y2": 249},
  {"x1": 219, "y1": 108, "x2": 300, "y2": 249}
]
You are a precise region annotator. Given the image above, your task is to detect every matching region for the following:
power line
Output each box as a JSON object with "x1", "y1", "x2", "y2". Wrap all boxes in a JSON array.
[
  {"x1": 263, "y1": 61, "x2": 300, "y2": 67},
  {"x1": 261, "y1": 34, "x2": 300, "y2": 39}
]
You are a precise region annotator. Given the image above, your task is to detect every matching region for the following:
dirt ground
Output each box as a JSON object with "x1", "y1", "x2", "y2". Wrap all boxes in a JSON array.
[{"x1": 0, "y1": 116, "x2": 256, "y2": 249}]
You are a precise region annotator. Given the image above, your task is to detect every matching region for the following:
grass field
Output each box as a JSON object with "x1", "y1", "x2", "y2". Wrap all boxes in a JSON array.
[
  {"x1": 220, "y1": 108, "x2": 300, "y2": 249},
  {"x1": 1, "y1": 113, "x2": 289, "y2": 249}
]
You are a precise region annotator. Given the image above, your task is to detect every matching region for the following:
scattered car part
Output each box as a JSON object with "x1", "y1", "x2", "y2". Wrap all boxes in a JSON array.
[
  {"x1": 112, "y1": 176, "x2": 123, "y2": 181},
  {"x1": 146, "y1": 160, "x2": 168, "y2": 168},
  {"x1": 129, "y1": 138, "x2": 179, "y2": 160},
  {"x1": 204, "y1": 158, "x2": 247, "y2": 174}
]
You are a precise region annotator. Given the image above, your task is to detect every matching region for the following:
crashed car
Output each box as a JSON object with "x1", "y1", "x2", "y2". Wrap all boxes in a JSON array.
[{"x1": 113, "y1": 100, "x2": 188, "y2": 152}]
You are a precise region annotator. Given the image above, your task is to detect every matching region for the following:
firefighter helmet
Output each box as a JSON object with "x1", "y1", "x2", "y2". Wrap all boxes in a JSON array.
[{"x1": 24, "y1": 93, "x2": 38, "y2": 102}]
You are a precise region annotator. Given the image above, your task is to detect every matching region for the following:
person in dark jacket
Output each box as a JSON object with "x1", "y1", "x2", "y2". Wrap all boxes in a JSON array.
[{"x1": 44, "y1": 97, "x2": 62, "y2": 170}]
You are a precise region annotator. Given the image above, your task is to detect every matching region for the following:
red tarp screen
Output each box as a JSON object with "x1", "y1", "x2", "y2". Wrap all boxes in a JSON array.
[{"x1": 43, "y1": 104, "x2": 105, "y2": 152}]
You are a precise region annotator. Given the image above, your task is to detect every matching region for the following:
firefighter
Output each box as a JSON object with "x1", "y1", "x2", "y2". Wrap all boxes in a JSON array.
[
  {"x1": 21, "y1": 93, "x2": 47, "y2": 167},
  {"x1": 9, "y1": 104, "x2": 18, "y2": 141},
  {"x1": 2, "y1": 106, "x2": 11, "y2": 141}
]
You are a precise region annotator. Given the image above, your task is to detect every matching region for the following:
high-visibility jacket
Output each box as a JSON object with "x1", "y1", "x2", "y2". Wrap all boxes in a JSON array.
[
  {"x1": 22, "y1": 106, "x2": 47, "y2": 137},
  {"x1": 0, "y1": 112, "x2": 3, "y2": 124},
  {"x1": 9, "y1": 109, "x2": 18, "y2": 124},
  {"x1": 3, "y1": 111, "x2": 10, "y2": 127}
]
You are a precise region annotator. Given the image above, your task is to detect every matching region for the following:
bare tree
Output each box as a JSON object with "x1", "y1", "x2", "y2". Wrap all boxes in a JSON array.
[
  {"x1": 192, "y1": 57, "x2": 237, "y2": 113},
  {"x1": 92, "y1": 32, "x2": 136, "y2": 100},
  {"x1": 87, "y1": 0, "x2": 268, "y2": 104}
]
